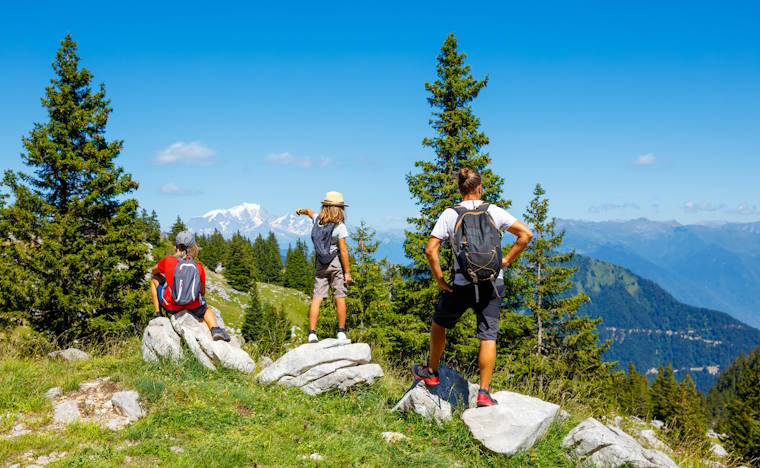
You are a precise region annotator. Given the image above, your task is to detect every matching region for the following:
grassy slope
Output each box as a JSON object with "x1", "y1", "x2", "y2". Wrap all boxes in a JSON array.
[
  {"x1": 0, "y1": 341, "x2": 580, "y2": 467},
  {"x1": 204, "y1": 270, "x2": 309, "y2": 330}
]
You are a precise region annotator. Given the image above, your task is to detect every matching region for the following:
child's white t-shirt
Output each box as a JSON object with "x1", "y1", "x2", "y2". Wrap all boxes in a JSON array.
[
  {"x1": 430, "y1": 200, "x2": 517, "y2": 285},
  {"x1": 311, "y1": 214, "x2": 348, "y2": 254}
]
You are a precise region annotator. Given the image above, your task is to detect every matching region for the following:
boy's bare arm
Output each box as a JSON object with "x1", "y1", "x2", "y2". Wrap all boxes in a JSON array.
[{"x1": 338, "y1": 238, "x2": 353, "y2": 284}]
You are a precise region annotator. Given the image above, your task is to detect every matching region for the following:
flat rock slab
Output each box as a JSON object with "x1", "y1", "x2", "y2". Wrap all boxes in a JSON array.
[
  {"x1": 53, "y1": 400, "x2": 81, "y2": 424},
  {"x1": 48, "y1": 348, "x2": 89, "y2": 362},
  {"x1": 111, "y1": 390, "x2": 145, "y2": 420},
  {"x1": 462, "y1": 391, "x2": 560, "y2": 455},
  {"x1": 170, "y1": 311, "x2": 256, "y2": 374},
  {"x1": 562, "y1": 417, "x2": 678, "y2": 468},
  {"x1": 257, "y1": 339, "x2": 382, "y2": 395},
  {"x1": 141, "y1": 317, "x2": 183, "y2": 363},
  {"x1": 392, "y1": 364, "x2": 479, "y2": 422}
]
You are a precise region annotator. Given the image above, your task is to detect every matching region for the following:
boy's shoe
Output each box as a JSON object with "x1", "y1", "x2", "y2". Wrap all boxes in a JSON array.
[
  {"x1": 336, "y1": 330, "x2": 347, "y2": 341},
  {"x1": 211, "y1": 327, "x2": 231, "y2": 342},
  {"x1": 476, "y1": 389, "x2": 498, "y2": 407},
  {"x1": 308, "y1": 332, "x2": 319, "y2": 343},
  {"x1": 412, "y1": 363, "x2": 440, "y2": 387}
]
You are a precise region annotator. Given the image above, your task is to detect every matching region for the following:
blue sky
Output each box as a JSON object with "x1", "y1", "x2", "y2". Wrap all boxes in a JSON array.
[{"x1": 1, "y1": 1, "x2": 758, "y2": 230}]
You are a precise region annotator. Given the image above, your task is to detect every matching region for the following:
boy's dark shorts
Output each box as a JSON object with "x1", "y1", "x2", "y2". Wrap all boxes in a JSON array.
[
  {"x1": 432, "y1": 279, "x2": 505, "y2": 341},
  {"x1": 155, "y1": 276, "x2": 207, "y2": 319}
]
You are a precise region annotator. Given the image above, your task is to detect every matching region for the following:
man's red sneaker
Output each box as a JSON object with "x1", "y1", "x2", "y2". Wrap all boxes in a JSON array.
[
  {"x1": 477, "y1": 389, "x2": 498, "y2": 407},
  {"x1": 412, "y1": 363, "x2": 440, "y2": 387}
]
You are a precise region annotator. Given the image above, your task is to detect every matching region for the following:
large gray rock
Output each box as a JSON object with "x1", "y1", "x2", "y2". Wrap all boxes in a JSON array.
[
  {"x1": 392, "y1": 364, "x2": 479, "y2": 422},
  {"x1": 461, "y1": 391, "x2": 560, "y2": 455},
  {"x1": 302, "y1": 364, "x2": 384, "y2": 395},
  {"x1": 710, "y1": 442, "x2": 728, "y2": 458},
  {"x1": 257, "y1": 339, "x2": 370, "y2": 385},
  {"x1": 48, "y1": 348, "x2": 89, "y2": 362},
  {"x1": 257, "y1": 339, "x2": 382, "y2": 395},
  {"x1": 170, "y1": 311, "x2": 256, "y2": 374},
  {"x1": 562, "y1": 417, "x2": 678, "y2": 468},
  {"x1": 111, "y1": 391, "x2": 145, "y2": 421},
  {"x1": 53, "y1": 400, "x2": 80, "y2": 424},
  {"x1": 141, "y1": 317, "x2": 183, "y2": 363},
  {"x1": 639, "y1": 429, "x2": 669, "y2": 452}
]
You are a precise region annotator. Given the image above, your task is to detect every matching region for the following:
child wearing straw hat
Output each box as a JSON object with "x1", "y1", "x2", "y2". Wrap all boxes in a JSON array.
[{"x1": 296, "y1": 191, "x2": 353, "y2": 343}]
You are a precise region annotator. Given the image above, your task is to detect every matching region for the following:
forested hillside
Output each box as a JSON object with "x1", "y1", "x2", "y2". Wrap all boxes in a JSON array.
[{"x1": 572, "y1": 255, "x2": 760, "y2": 391}]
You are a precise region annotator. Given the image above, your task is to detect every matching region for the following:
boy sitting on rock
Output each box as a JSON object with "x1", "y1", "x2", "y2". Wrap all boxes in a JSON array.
[{"x1": 150, "y1": 230, "x2": 230, "y2": 342}]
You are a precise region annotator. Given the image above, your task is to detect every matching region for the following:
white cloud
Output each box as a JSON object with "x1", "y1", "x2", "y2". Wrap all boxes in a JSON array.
[
  {"x1": 154, "y1": 141, "x2": 215, "y2": 165},
  {"x1": 160, "y1": 183, "x2": 201, "y2": 196},
  {"x1": 588, "y1": 202, "x2": 640, "y2": 214},
  {"x1": 632, "y1": 153, "x2": 656, "y2": 166},
  {"x1": 726, "y1": 203, "x2": 760, "y2": 216},
  {"x1": 683, "y1": 200, "x2": 724, "y2": 213},
  {"x1": 266, "y1": 152, "x2": 331, "y2": 169}
]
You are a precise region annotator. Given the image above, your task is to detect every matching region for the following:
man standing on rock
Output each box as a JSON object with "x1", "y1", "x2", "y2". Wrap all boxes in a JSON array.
[{"x1": 412, "y1": 168, "x2": 533, "y2": 407}]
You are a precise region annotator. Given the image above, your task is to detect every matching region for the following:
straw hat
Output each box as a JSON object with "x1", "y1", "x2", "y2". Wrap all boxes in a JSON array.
[{"x1": 322, "y1": 191, "x2": 348, "y2": 207}]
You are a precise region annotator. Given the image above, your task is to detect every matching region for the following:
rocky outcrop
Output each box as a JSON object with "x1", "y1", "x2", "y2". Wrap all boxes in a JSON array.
[
  {"x1": 48, "y1": 348, "x2": 89, "y2": 362},
  {"x1": 462, "y1": 391, "x2": 560, "y2": 455},
  {"x1": 392, "y1": 364, "x2": 478, "y2": 422},
  {"x1": 48, "y1": 377, "x2": 145, "y2": 431},
  {"x1": 169, "y1": 311, "x2": 256, "y2": 374},
  {"x1": 141, "y1": 317, "x2": 183, "y2": 363},
  {"x1": 257, "y1": 339, "x2": 383, "y2": 395},
  {"x1": 562, "y1": 417, "x2": 678, "y2": 467}
]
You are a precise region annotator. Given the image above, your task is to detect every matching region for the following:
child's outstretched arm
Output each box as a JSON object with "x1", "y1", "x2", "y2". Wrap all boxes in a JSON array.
[{"x1": 296, "y1": 208, "x2": 315, "y2": 218}]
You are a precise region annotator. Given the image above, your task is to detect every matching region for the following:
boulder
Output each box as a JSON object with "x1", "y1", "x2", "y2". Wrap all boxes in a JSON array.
[
  {"x1": 461, "y1": 391, "x2": 560, "y2": 455},
  {"x1": 257, "y1": 339, "x2": 382, "y2": 395},
  {"x1": 710, "y1": 442, "x2": 728, "y2": 458},
  {"x1": 651, "y1": 419, "x2": 665, "y2": 430},
  {"x1": 53, "y1": 400, "x2": 80, "y2": 425},
  {"x1": 48, "y1": 348, "x2": 89, "y2": 362},
  {"x1": 562, "y1": 417, "x2": 678, "y2": 468},
  {"x1": 141, "y1": 317, "x2": 183, "y2": 363},
  {"x1": 638, "y1": 429, "x2": 669, "y2": 452},
  {"x1": 170, "y1": 311, "x2": 256, "y2": 374},
  {"x1": 45, "y1": 387, "x2": 62, "y2": 400},
  {"x1": 392, "y1": 363, "x2": 479, "y2": 422},
  {"x1": 111, "y1": 391, "x2": 145, "y2": 420}
]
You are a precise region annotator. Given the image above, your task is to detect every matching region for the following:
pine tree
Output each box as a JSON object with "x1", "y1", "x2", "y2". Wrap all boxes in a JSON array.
[
  {"x1": 398, "y1": 33, "x2": 509, "y2": 364},
  {"x1": 225, "y1": 232, "x2": 255, "y2": 291},
  {"x1": 241, "y1": 281, "x2": 264, "y2": 343},
  {"x1": 284, "y1": 239, "x2": 312, "y2": 295},
  {"x1": 672, "y1": 373, "x2": 707, "y2": 443},
  {"x1": 198, "y1": 229, "x2": 227, "y2": 271},
  {"x1": 725, "y1": 356, "x2": 760, "y2": 461},
  {"x1": 169, "y1": 216, "x2": 186, "y2": 245},
  {"x1": 508, "y1": 184, "x2": 609, "y2": 394},
  {"x1": 0, "y1": 35, "x2": 149, "y2": 340},
  {"x1": 264, "y1": 232, "x2": 283, "y2": 285},
  {"x1": 651, "y1": 363, "x2": 679, "y2": 423}
]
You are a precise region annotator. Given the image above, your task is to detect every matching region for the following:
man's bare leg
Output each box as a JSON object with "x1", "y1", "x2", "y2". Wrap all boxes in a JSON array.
[
  {"x1": 428, "y1": 321, "x2": 447, "y2": 373},
  {"x1": 335, "y1": 297, "x2": 346, "y2": 329},
  {"x1": 478, "y1": 339, "x2": 497, "y2": 391},
  {"x1": 309, "y1": 296, "x2": 324, "y2": 331}
]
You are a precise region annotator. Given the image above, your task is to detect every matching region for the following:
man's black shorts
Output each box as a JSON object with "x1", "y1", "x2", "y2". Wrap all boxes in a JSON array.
[{"x1": 432, "y1": 279, "x2": 505, "y2": 340}]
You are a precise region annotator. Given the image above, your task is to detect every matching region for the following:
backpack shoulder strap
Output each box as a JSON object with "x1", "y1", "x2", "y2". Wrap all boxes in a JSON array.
[{"x1": 476, "y1": 202, "x2": 490, "y2": 212}]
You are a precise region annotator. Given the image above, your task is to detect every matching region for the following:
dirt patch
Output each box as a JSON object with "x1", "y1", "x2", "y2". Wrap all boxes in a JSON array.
[{"x1": 236, "y1": 405, "x2": 252, "y2": 416}]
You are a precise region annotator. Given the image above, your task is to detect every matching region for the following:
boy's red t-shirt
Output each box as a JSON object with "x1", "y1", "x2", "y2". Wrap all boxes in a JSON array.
[{"x1": 157, "y1": 256, "x2": 206, "y2": 311}]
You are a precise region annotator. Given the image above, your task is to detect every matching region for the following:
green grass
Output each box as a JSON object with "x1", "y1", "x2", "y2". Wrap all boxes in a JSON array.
[
  {"x1": 204, "y1": 270, "x2": 309, "y2": 330},
  {"x1": 0, "y1": 340, "x2": 584, "y2": 467}
]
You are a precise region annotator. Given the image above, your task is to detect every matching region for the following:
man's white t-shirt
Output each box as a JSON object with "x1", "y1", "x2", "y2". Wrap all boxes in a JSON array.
[
  {"x1": 430, "y1": 200, "x2": 517, "y2": 286},
  {"x1": 311, "y1": 214, "x2": 348, "y2": 254}
]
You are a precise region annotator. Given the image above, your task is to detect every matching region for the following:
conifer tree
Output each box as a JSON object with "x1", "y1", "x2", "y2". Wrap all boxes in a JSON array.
[
  {"x1": 169, "y1": 216, "x2": 186, "y2": 245},
  {"x1": 264, "y1": 232, "x2": 284, "y2": 285},
  {"x1": 198, "y1": 229, "x2": 227, "y2": 271},
  {"x1": 225, "y1": 232, "x2": 255, "y2": 291},
  {"x1": 725, "y1": 356, "x2": 760, "y2": 461},
  {"x1": 284, "y1": 241, "x2": 311, "y2": 294},
  {"x1": 651, "y1": 363, "x2": 679, "y2": 422},
  {"x1": 241, "y1": 281, "x2": 264, "y2": 343},
  {"x1": 0, "y1": 35, "x2": 149, "y2": 340},
  {"x1": 508, "y1": 184, "x2": 608, "y2": 393},
  {"x1": 399, "y1": 33, "x2": 508, "y2": 363},
  {"x1": 672, "y1": 373, "x2": 707, "y2": 443}
]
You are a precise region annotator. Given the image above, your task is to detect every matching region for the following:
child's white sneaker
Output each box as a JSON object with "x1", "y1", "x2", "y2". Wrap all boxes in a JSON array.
[
  {"x1": 308, "y1": 332, "x2": 319, "y2": 343},
  {"x1": 336, "y1": 331, "x2": 347, "y2": 341}
]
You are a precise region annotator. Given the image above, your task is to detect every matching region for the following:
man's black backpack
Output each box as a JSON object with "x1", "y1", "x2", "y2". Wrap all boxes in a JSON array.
[
  {"x1": 452, "y1": 203, "x2": 503, "y2": 283},
  {"x1": 312, "y1": 221, "x2": 338, "y2": 266}
]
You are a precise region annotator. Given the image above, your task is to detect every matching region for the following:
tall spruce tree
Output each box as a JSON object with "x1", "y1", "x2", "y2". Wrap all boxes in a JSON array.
[
  {"x1": 264, "y1": 232, "x2": 283, "y2": 285},
  {"x1": 225, "y1": 232, "x2": 255, "y2": 291},
  {"x1": 169, "y1": 216, "x2": 186, "y2": 245},
  {"x1": 284, "y1": 240, "x2": 311, "y2": 294},
  {"x1": 198, "y1": 229, "x2": 227, "y2": 271},
  {"x1": 398, "y1": 33, "x2": 508, "y2": 364},
  {"x1": 241, "y1": 281, "x2": 264, "y2": 343},
  {"x1": 725, "y1": 355, "x2": 760, "y2": 461},
  {"x1": 507, "y1": 184, "x2": 610, "y2": 395},
  {"x1": 0, "y1": 35, "x2": 149, "y2": 340}
]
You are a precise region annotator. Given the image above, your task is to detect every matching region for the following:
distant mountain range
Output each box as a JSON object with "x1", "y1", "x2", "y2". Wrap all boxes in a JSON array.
[
  {"x1": 558, "y1": 218, "x2": 760, "y2": 328},
  {"x1": 572, "y1": 255, "x2": 760, "y2": 391}
]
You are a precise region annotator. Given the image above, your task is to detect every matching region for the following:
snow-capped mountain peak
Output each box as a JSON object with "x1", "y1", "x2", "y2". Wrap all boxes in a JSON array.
[{"x1": 189, "y1": 202, "x2": 310, "y2": 241}]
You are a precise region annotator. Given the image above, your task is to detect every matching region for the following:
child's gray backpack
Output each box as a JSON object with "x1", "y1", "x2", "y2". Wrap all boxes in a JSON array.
[
  {"x1": 452, "y1": 203, "x2": 503, "y2": 283},
  {"x1": 312, "y1": 222, "x2": 338, "y2": 266},
  {"x1": 171, "y1": 256, "x2": 201, "y2": 305}
]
